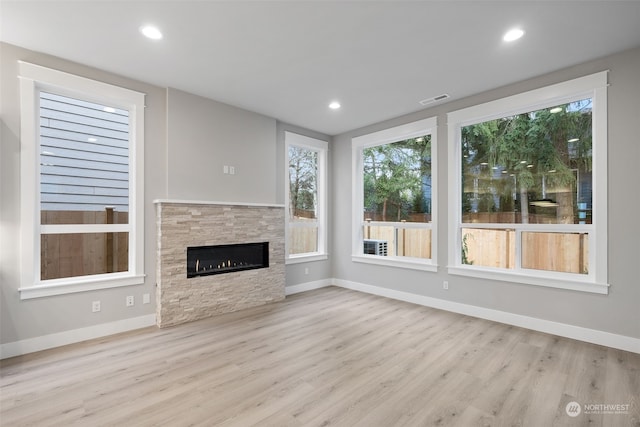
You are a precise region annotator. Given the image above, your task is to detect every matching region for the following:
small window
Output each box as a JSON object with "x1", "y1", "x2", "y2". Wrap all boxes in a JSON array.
[
  {"x1": 285, "y1": 132, "x2": 328, "y2": 262},
  {"x1": 19, "y1": 62, "x2": 145, "y2": 298},
  {"x1": 448, "y1": 72, "x2": 608, "y2": 293},
  {"x1": 352, "y1": 117, "x2": 437, "y2": 271}
]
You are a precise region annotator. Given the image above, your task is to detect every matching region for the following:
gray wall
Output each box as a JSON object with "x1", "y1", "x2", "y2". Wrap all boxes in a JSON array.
[
  {"x1": 0, "y1": 42, "x2": 167, "y2": 344},
  {"x1": 331, "y1": 47, "x2": 640, "y2": 339},
  {"x1": 166, "y1": 88, "x2": 277, "y2": 204}
]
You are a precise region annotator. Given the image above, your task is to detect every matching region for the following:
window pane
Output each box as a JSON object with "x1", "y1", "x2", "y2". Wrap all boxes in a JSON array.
[
  {"x1": 522, "y1": 232, "x2": 588, "y2": 274},
  {"x1": 288, "y1": 145, "x2": 319, "y2": 255},
  {"x1": 40, "y1": 92, "x2": 129, "y2": 225},
  {"x1": 41, "y1": 232, "x2": 129, "y2": 280},
  {"x1": 397, "y1": 227, "x2": 431, "y2": 259},
  {"x1": 461, "y1": 228, "x2": 515, "y2": 269},
  {"x1": 289, "y1": 146, "x2": 318, "y2": 221},
  {"x1": 461, "y1": 99, "x2": 592, "y2": 225},
  {"x1": 289, "y1": 226, "x2": 318, "y2": 255},
  {"x1": 363, "y1": 136, "x2": 432, "y2": 223}
]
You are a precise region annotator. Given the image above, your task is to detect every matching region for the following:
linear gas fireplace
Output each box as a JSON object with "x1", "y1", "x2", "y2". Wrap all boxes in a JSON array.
[{"x1": 187, "y1": 242, "x2": 269, "y2": 278}]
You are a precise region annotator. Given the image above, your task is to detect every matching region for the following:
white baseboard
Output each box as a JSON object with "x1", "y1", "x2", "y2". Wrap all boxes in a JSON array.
[
  {"x1": 332, "y1": 278, "x2": 640, "y2": 354},
  {"x1": 0, "y1": 314, "x2": 156, "y2": 359},
  {"x1": 285, "y1": 279, "x2": 332, "y2": 296}
]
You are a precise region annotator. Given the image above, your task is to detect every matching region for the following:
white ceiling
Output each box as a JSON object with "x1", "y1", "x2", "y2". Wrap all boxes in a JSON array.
[{"x1": 2, "y1": 1, "x2": 640, "y2": 136}]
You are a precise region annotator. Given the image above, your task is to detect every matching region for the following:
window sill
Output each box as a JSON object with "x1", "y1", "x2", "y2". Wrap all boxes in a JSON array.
[
  {"x1": 447, "y1": 266, "x2": 609, "y2": 294},
  {"x1": 352, "y1": 254, "x2": 438, "y2": 272},
  {"x1": 19, "y1": 273, "x2": 146, "y2": 300},
  {"x1": 286, "y1": 253, "x2": 329, "y2": 265}
]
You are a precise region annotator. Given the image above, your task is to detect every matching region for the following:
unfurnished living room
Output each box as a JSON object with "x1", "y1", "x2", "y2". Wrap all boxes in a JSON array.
[{"x1": 1, "y1": 1, "x2": 639, "y2": 426}]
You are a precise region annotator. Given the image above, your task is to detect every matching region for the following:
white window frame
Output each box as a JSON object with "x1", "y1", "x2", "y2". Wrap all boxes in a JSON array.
[
  {"x1": 18, "y1": 61, "x2": 145, "y2": 299},
  {"x1": 447, "y1": 71, "x2": 608, "y2": 294},
  {"x1": 352, "y1": 117, "x2": 438, "y2": 272},
  {"x1": 284, "y1": 132, "x2": 328, "y2": 263}
]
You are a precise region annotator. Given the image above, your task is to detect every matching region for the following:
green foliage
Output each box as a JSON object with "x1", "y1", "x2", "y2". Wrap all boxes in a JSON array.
[
  {"x1": 461, "y1": 99, "x2": 593, "y2": 223},
  {"x1": 363, "y1": 136, "x2": 431, "y2": 221}
]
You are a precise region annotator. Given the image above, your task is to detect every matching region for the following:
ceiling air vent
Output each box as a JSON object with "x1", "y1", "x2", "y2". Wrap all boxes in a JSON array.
[{"x1": 419, "y1": 93, "x2": 450, "y2": 106}]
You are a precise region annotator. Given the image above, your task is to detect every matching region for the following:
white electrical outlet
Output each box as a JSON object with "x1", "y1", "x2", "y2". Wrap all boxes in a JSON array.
[
  {"x1": 92, "y1": 301, "x2": 101, "y2": 312},
  {"x1": 223, "y1": 165, "x2": 229, "y2": 174},
  {"x1": 229, "y1": 166, "x2": 235, "y2": 175},
  {"x1": 443, "y1": 281, "x2": 449, "y2": 290},
  {"x1": 126, "y1": 295, "x2": 134, "y2": 307},
  {"x1": 143, "y1": 293, "x2": 150, "y2": 304}
]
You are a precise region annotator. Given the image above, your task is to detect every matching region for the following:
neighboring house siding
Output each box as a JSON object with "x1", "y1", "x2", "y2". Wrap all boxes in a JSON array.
[{"x1": 40, "y1": 92, "x2": 129, "y2": 212}]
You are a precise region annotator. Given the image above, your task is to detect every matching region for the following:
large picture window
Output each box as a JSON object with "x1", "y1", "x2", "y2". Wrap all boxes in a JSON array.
[
  {"x1": 448, "y1": 72, "x2": 608, "y2": 293},
  {"x1": 285, "y1": 132, "x2": 328, "y2": 262},
  {"x1": 352, "y1": 117, "x2": 437, "y2": 271},
  {"x1": 19, "y1": 62, "x2": 145, "y2": 298}
]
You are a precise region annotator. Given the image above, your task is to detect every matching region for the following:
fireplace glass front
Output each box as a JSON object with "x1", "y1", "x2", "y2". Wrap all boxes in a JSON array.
[{"x1": 187, "y1": 242, "x2": 269, "y2": 278}]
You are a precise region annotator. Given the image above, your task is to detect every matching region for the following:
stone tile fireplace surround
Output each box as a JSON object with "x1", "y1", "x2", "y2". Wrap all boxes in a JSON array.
[{"x1": 154, "y1": 200, "x2": 285, "y2": 328}]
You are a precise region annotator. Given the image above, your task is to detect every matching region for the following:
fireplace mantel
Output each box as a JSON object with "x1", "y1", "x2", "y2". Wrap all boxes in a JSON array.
[
  {"x1": 155, "y1": 201, "x2": 285, "y2": 327},
  {"x1": 153, "y1": 199, "x2": 284, "y2": 208}
]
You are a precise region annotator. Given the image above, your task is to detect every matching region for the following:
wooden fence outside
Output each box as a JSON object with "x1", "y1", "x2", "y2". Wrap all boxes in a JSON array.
[
  {"x1": 462, "y1": 228, "x2": 588, "y2": 274},
  {"x1": 365, "y1": 225, "x2": 432, "y2": 259},
  {"x1": 289, "y1": 226, "x2": 318, "y2": 255},
  {"x1": 40, "y1": 209, "x2": 128, "y2": 280}
]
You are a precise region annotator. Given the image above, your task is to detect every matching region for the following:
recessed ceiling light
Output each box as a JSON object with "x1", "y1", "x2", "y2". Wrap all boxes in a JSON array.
[
  {"x1": 550, "y1": 107, "x2": 563, "y2": 114},
  {"x1": 568, "y1": 138, "x2": 579, "y2": 142},
  {"x1": 329, "y1": 101, "x2": 341, "y2": 110},
  {"x1": 503, "y1": 28, "x2": 524, "y2": 42},
  {"x1": 103, "y1": 107, "x2": 116, "y2": 113},
  {"x1": 140, "y1": 25, "x2": 163, "y2": 40},
  {"x1": 87, "y1": 137, "x2": 98, "y2": 142}
]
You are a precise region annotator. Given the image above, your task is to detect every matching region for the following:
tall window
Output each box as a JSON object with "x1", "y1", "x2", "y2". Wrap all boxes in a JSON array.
[
  {"x1": 448, "y1": 72, "x2": 608, "y2": 293},
  {"x1": 19, "y1": 62, "x2": 145, "y2": 298},
  {"x1": 352, "y1": 117, "x2": 437, "y2": 271},
  {"x1": 285, "y1": 132, "x2": 328, "y2": 262}
]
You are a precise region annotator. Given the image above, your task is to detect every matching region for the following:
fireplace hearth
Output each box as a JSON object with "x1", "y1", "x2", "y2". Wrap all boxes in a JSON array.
[{"x1": 187, "y1": 242, "x2": 269, "y2": 278}]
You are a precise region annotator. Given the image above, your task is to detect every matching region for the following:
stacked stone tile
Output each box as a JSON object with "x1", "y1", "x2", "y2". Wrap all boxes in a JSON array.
[{"x1": 155, "y1": 201, "x2": 285, "y2": 327}]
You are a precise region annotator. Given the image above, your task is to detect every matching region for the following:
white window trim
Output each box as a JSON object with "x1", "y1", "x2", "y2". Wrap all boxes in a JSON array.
[
  {"x1": 352, "y1": 117, "x2": 438, "y2": 272},
  {"x1": 447, "y1": 71, "x2": 609, "y2": 294},
  {"x1": 18, "y1": 61, "x2": 145, "y2": 299},
  {"x1": 284, "y1": 132, "x2": 328, "y2": 263}
]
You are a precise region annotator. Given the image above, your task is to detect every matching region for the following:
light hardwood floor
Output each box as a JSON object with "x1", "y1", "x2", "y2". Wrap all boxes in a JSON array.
[{"x1": 1, "y1": 286, "x2": 639, "y2": 426}]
